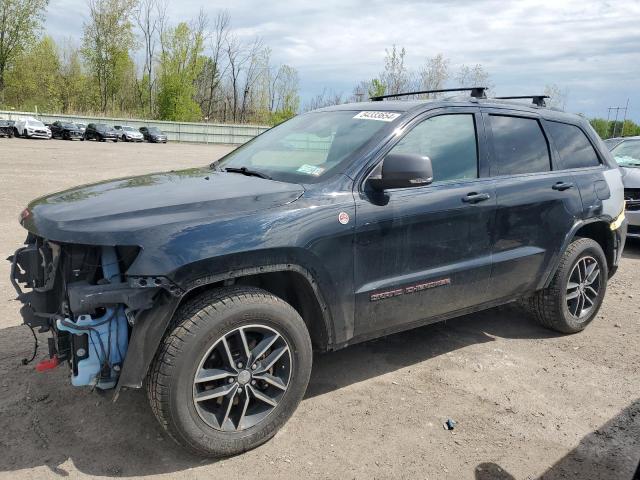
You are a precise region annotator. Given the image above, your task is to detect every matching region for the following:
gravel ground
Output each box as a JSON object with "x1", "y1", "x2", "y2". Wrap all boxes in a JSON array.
[{"x1": 0, "y1": 137, "x2": 638, "y2": 480}]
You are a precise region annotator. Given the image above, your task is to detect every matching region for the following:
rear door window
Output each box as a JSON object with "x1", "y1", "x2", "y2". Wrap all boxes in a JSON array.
[
  {"x1": 545, "y1": 121, "x2": 600, "y2": 169},
  {"x1": 489, "y1": 115, "x2": 550, "y2": 175}
]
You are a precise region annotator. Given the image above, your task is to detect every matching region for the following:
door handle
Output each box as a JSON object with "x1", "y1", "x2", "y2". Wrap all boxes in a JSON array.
[
  {"x1": 552, "y1": 181, "x2": 574, "y2": 191},
  {"x1": 462, "y1": 192, "x2": 491, "y2": 204}
]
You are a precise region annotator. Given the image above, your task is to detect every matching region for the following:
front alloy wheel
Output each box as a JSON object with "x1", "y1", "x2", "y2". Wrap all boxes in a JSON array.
[
  {"x1": 193, "y1": 324, "x2": 292, "y2": 432},
  {"x1": 147, "y1": 287, "x2": 312, "y2": 457}
]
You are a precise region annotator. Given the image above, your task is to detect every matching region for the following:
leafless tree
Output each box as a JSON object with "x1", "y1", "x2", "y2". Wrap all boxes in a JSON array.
[
  {"x1": 303, "y1": 89, "x2": 343, "y2": 112},
  {"x1": 419, "y1": 53, "x2": 450, "y2": 97},
  {"x1": 199, "y1": 10, "x2": 230, "y2": 120},
  {"x1": 381, "y1": 45, "x2": 409, "y2": 95},
  {"x1": 456, "y1": 63, "x2": 493, "y2": 92},
  {"x1": 543, "y1": 83, "x2": 569, "y2": 110},
  {"x1": 134, "y1": 0, "x2": 165, "y2": 115}
]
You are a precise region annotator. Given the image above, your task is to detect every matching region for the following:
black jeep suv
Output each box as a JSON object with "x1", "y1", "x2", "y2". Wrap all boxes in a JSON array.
[
  {"x1": 9, "y1": 88, "x2": 626, "y2": 457},
  {"x1": 139, "y1": 126, "x2": 167, "y2": 143},
  {"x1": 50, "y1": 121, "x2": 84, "y2": 140},
  {"x1": 84, "y1": 123, "x2": 118, "y2": 142}
]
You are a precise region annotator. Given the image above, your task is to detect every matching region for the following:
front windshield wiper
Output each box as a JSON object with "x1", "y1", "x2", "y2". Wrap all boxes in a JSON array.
[{"x1": 224, "y1": 166, "x2": 272, "y2": 180}]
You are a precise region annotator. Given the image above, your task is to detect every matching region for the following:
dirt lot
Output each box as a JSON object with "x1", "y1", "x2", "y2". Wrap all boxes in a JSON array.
[{"x1": 0, "y1": 137, "x2": 638, "y2": 480}]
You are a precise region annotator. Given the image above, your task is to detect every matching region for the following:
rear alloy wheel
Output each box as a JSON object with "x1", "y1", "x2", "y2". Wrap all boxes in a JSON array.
[
  {"x1": 147, "y1": 287, "x2": 312, "y2": 457},
  {"x1": 524, "y1": 237, "x2": 607, "y2": 333},
  {"x1": 565, "y1": 255, "x2": 601, "y2": 320}
]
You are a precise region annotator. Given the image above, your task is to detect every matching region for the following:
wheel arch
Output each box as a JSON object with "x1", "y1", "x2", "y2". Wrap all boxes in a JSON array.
[
  {"x1": 116, "y1": 263, "x2": 333, "y2": 393},
  {"x1": 542, "y1": 219, "x2": 616, "y2": 289},
  {"x1": 176, "y1": 264, "x2": 334, "y2": 351}
]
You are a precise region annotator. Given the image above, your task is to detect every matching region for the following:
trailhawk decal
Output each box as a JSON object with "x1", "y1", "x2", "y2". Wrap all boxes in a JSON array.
[
  {"x1": 370, "y1": 278, "x2": 451, "y2": 302},
  {"x1": 353, "y1": 111, "x2": 401, "y2": 122}
]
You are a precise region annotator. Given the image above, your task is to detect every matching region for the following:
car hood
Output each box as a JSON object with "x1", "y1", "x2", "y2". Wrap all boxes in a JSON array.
[
  {"x1": 621, "y1": 166, "x2": 640, "y2": 188},
  {"x1": 22, "y1": 167, "x2": 304, "y2": 245}
]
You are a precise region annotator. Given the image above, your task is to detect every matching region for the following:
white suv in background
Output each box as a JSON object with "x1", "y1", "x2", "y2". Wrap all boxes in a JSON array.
[
  {"x1": 15, "y1": 117, "x2": 51, "y2": 139},
  {"x1": 114, "y1": 125, "x2": 144, "y2": 142}
]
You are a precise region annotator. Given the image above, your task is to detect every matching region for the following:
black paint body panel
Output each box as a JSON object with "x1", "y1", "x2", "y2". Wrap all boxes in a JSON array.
[{"x1": 15, "y1": 99, "x2": 626, "y2": 388}]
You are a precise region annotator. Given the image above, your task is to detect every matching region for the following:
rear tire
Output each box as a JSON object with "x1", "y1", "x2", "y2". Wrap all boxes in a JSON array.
[
  {"x1": 147, "y1": 286, "x2": 312, "y2": 457},
  {"x1": 524, "y1": 238, "x2": 607, "y2": 334}
]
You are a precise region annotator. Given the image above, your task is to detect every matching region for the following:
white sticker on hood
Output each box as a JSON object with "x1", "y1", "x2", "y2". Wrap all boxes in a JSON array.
[{"x1": 353, "y1": 111, "x2": 401, "y2": 122}]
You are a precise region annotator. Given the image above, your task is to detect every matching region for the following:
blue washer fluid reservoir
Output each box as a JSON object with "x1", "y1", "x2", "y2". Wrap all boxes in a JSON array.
[{"x1": 56, "y1": 246, "x2": 129, "y2": 389}]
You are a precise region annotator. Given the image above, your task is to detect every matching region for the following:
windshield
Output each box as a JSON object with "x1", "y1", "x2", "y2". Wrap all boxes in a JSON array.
[
  {"x1": 27, "y1": 119, "x2": 45, "y2": 127},
  {"x1": 95, "y1": 123, "x2": 109, "y2": 131},
  {"x1": 61, "y1": 122, "x2": 76, "y2": 129},
  {"x1": 123, "y1": 126, "x2": 134, "y2": 131},
  {"x1": 148, "y1": 127, "x2": 162, "y2": 134},
  {"x1": 611, "y1": 140, "x2": 640, "y2": 167},
  {"x1": 217, "y1": 110, "x2": 400, "y2": 183}
]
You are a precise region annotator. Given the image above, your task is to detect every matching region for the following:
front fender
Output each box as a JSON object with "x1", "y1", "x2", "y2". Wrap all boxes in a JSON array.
[{"x1": 116, "y1": 256, "x2": 339, "y2": 394}]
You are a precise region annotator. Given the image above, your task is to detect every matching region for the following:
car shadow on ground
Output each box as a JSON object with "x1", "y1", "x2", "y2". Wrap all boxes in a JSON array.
[
  {"x1": 474, "y1": 398, "x2": 640, "y2": 480},
  {"x1": 0, "y1": 304, "x2": 557, "y2": 477}
]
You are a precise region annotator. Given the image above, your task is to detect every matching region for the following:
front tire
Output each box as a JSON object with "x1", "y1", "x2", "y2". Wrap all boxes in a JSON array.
[
  {"x1": 525, "y1": 238, "x2": 608, "y2": 334},
  {"x1": 147, "y1": 287, "x2": 312, "y2": 457}
]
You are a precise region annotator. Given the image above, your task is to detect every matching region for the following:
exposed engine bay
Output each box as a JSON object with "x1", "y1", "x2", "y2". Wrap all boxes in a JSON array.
[{"x1": 9, "y1": 235, "x2": 161, "y2": 389}]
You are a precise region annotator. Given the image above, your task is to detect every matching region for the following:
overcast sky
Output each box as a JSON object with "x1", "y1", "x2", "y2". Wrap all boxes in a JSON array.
[{"x1": 45, "y1": 0, "x2": 640, "y2": 120}]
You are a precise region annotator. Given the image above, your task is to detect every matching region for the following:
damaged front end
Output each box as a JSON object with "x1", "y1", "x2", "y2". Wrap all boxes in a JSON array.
[{"x1": 9, "y1": 235, "x2": 165, "y2": 390}]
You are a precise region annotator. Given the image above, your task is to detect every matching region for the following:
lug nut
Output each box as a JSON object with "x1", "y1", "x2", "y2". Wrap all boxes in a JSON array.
[
  {"x1": 238, "y1": 387, "x2": 243, "y2": 394},
  {"x1": 251, "y1": 380, "x2": 257, "y2": 386},
  {"x1": 251, "y1": 364, "x2": 257, "y2": 370},
  {"x1": 228, "y1": 378, "x2": 234, "y2": 383},
  {"x1": 237, "y1": 362, "x2": 243, "y2": 369}
]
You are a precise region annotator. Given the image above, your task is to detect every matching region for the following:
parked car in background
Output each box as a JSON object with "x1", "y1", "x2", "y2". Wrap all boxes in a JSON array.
[
  {"x1": 0, "y1": 120, "x2": 15, "y2": 137},
  {"x1": 608, "y1": 136, "x2": 640, "y2": 239},
  {"x1": 76, "y1": 123, "x2": 87, "y2": 134},
  {"x1": 84, "y1": 123, "x2": 119, "y2": 142},
  {"x1": 50, "y1": 121, "x2": 84, "y2": 140},
  {"x1": 114, "y1": 125, "x2": 144, "y2": 142},
  {"x1": 604, "y1": 137, "x2": 624, "y2": 150},
  {"x1": 139, "y1": 126, "x2": 167, "y2": 143},
  {"x1": 14, "y1": 117, "x2": 51, "y2": 139}
]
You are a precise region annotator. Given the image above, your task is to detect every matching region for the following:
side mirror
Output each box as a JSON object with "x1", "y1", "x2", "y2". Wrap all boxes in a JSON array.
[{"x1": 368, "y1": 153, "x2": 434, "y2": 191}]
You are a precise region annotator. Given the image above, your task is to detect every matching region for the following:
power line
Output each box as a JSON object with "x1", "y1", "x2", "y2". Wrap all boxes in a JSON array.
[{"x1": 607, "y1": 99, "x2": 630, "y2": 137}]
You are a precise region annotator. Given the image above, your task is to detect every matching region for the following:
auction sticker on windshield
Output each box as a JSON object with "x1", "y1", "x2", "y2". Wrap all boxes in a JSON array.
[
  {"x1": 353, "y1": 111, "x2": 401, "y2": 122},
  {"x1": 297, "y1": 164, "x2": 325, "y2": 176}
]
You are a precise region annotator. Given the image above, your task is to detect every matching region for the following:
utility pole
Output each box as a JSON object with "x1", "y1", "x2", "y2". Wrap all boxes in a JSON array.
[{"x1": 607, "y1": 100, "x2": 629, "y2": 138}]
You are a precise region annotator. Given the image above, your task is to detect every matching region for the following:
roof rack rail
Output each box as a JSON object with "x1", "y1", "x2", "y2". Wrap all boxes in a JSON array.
[
  {"x1": 370, "y1": 87, "x2": 487, "y2": 102},
  {"x1": 494, "y1": 95, "x2": 550, "y2": 107}
]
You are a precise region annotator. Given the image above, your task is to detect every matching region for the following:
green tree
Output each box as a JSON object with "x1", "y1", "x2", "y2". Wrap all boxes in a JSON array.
[
  {"x1": 156, "y1": 22, "x2": 204, "y2": 121},
  {"x1": 368, "y1": 78, "x2": 386, "y2": 98},
  {"x1": 589, "y1": 118, "x2": 609, "y2": 138},
  {"x1": 4, "y1": 36, "x2": 62, "y2": 111},
  {"x1": 621, "y1": 119, "x2": 640, "y2": 137},
  {"x1": 82, "y1": 0, "x2": 137, "y2": 113},
  {"x1": 0, "y1": 0, "x2": 49, "y2": 99},
  {"x1": 58, "y1": 41, "x2": 90, "y2": 113}
]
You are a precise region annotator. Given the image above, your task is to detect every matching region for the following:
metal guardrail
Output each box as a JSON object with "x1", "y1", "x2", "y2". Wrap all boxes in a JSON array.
[{"x1": 0, "y1": 110, "x2": 270, "y2": 145}]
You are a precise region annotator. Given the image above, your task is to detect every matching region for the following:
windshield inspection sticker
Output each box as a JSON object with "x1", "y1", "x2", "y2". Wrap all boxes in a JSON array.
[
  {"x1": 297, "y1": 164, "x2": 325, "y2": 176},
  {"x1": 353, "y1": 111, "x2": 401, "y2": 122}
]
